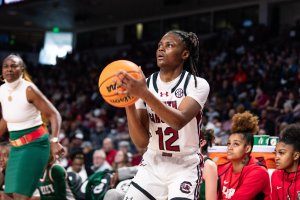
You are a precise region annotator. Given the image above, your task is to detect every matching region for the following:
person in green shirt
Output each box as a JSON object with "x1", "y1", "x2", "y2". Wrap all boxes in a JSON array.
[{"x1": 37, "y1": 150, "x2": 75, "y2": 200}]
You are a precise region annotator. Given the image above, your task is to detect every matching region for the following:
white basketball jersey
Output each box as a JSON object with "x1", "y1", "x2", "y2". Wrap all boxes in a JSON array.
[{"x1": 137, "y1": 71, "x2": 210, "y2": 156}]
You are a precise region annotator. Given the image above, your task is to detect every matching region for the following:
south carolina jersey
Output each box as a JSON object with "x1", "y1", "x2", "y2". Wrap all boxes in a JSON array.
[{"x1": 136, "y1": 71, "x2": 210, "y2": 155}]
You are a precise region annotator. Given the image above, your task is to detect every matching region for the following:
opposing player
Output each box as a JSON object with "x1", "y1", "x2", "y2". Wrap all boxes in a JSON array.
[
  {"x1": 117, "y1": 30, "x2": 210, "y2": 199},
  {"x1": 271, "y1": 124, "x2": 300, "y2": 200}
]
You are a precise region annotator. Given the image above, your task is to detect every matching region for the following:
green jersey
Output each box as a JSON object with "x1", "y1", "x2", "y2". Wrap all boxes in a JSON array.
[
  {"x1": 38, "y1": 164, "x2": 75, "y2": 200},
  {"x1": 85, "y1": 170, "x2": 112, "y2": 200}
]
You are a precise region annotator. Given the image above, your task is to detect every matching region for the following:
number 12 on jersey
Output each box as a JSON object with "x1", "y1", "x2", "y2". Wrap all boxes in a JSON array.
[{"x1": 156, "y1": 127, "x2": 180, "y2": 152}]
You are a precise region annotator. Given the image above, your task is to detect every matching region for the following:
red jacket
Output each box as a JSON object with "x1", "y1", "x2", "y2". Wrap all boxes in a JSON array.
[
  {"x1": 271, "y1": 165, "x2": 300, "y2": 200},
  {"x1": 218, "y1": 156, "x2": 271, "y2": 200}
]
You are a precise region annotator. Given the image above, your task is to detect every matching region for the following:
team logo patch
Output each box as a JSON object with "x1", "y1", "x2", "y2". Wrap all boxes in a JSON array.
[
  {"x1": 175, "y1": 88, "x2": 184, "y2": 98},
  {"x1": 180, "y1": 181, "x2": 192, "y2": 194}
]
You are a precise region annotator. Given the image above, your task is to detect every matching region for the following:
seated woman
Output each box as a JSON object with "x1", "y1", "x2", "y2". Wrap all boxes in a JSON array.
[
  {"x1": 218, "y1": 111, "x2": 271, "y2": 200},
  {"x1": 271, "y1": 123, "x2": 300, "y2": 200}
]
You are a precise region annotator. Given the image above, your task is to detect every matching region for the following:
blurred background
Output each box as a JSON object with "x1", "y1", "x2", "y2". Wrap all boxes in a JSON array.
[{"x1": 0, "y1": 0, "x2": 300, "y2": 175}]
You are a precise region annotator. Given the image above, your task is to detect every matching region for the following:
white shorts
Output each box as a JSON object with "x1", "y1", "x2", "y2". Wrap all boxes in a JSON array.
[{"x1": 123, "y1": 149, "x2": 203, "y2": 200}]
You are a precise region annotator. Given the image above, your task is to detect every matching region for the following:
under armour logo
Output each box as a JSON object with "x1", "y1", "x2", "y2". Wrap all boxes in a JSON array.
[{"x1": 160, "y1": 92, "x2": 169, "y2": 97}]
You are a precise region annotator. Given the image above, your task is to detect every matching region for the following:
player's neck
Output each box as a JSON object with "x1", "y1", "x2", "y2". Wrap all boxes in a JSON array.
[
  {"x1": 285, "y1": 162, "x2": 299, "y2": 173},
  {"x1": 232, "y1": 156, "x2": 249, "y2": 173},
  {"x1": 159, "y1": 68, "x2": 183, "y2": 82}
]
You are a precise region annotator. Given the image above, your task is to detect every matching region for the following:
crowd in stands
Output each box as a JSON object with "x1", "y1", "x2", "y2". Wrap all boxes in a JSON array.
[{"x1": 1, "y1": 24, "x2": 300, "y2": 189}]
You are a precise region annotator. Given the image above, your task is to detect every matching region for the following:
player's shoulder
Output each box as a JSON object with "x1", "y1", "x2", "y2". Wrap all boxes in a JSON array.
[
  {"x1": 271, "y1": 169, "x2": 282, "y2": 180},
  {"x1": 188, "y1": 75, "x2": 209, "y2": 89},
  {"x1": 50, "y1": 164, "x2": 67, "y2": 178}
]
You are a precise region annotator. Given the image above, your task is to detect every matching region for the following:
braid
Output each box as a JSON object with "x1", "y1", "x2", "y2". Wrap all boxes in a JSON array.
[{"x1": 169, "y1": 30, "x2": 200, "y2": 87}]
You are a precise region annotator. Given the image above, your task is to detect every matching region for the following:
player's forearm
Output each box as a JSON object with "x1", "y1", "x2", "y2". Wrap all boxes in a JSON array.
[
  {"x1": 141, "y1": 90, "x2": 186, "y2": 130},
  {"x1": 48, "y1": 109, "x2": 62, "y2": 138},
  {"x1": 125, "y1": 106, "x2": 149, "y2": 148},
  {"x1": 0, "y1": 118, "x2": 7, "y2": 137}
]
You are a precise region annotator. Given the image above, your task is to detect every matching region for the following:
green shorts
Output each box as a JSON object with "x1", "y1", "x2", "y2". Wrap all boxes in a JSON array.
[{"x1": 5, "y1": 126, "x2": 50, "y2": 197}]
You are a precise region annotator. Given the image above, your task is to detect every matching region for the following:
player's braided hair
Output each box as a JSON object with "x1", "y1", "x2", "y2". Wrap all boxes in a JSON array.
[{"x1": 169, "y1": 30, "x2": 200, "y2": 86}]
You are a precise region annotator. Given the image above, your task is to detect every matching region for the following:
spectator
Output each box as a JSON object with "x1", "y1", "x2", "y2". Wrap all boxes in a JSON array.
[
  {"x1": 67, "y1": 154, "x2": 88, "y2": 182},
  {"x1": 90, "y1": 150, "x2": 112, "y2": 173},
  {"x1": 102, "y1": 137, "x2": 117, "y2": 166},
  {"x1": 118, "y1": 140, "x2": 132, "y2": 163}
]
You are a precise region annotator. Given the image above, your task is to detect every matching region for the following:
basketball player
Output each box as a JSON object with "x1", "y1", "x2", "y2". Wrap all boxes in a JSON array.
[
  {"x1": 117, "y1": 30, "x2": 210, "y2": 199},
  {"x1": 0, "y1": 54, "x2": 65, "y2": 200},
  {"x1": 218, "y1": 111, "x2": 271, "y2": 200},
  {"x1": 36, "y1": 149, "x2": 76, "y2": 200},
  {"x1": 271, "y1": 124, "x2": 300, "y2": 200}
]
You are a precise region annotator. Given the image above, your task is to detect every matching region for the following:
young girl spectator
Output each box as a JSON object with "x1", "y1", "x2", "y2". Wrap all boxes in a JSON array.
[
  {"x1": 218, "y1": 111, "x2": 271, "y2": 200},
  {"x1": 271, "y1": 123, "x2": 300, "y2": 200}
]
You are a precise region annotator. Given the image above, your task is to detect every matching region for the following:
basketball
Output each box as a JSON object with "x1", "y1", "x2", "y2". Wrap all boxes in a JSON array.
[{"x1": 98, "y1": 60, "x2": 142, "y2": 108}]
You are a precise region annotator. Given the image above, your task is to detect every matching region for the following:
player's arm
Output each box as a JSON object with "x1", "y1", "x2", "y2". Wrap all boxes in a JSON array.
[
  {"x1": 0, "y1": 104, "x2": 7, "y2": 137},
  {"x1": 26, "y1": 85, "x2": 65, "y2": 157},
  {"x1": 51, "y1": 165, "x2": 68, "y2": 200},
  {"x1": 26, "y1": 85, "x2": 61, "y2": 139},
  {"x1": 144, "y1": 92, "x2": 201, "y2": 130},
  {"x1": 119, "y1": 70, "x2": 209, "y2": 130},
  {"x1": 203, "y1": 160, "x2": 218, "y2": 200},
  {"x1": 0, "y1": 170, "x2": 4, "y2": 188},
  {"x1": 125, "y1": 105, "x2": 149, "y2": 148}
]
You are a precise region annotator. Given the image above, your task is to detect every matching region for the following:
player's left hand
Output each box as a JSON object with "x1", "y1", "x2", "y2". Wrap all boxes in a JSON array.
[
  {"x1": 116, "y1": 67, "x2": 147, "y2": 98},
  {"x1": 51, "y1": 142, "x2": 65, "y2": 159}
]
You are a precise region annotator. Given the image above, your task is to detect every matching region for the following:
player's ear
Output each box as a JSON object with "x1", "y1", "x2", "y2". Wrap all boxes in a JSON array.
[
  {"x1": 245, "y1": 145, "x2": 251, "y2": 154},
  {"x1": 200, "y1": 140, "x2": 207, "y2": 148},
  {"x1": 293, "y1": 151, "x2": 300, "y2": 161},
  {"x1": 182, "y1": 50, "x2": 190, "y2": 60}
]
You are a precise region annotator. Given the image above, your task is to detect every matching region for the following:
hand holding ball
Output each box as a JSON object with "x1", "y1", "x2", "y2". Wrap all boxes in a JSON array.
[{"x1": 98, "y1": 60, "x2": 142, "y2": 108}]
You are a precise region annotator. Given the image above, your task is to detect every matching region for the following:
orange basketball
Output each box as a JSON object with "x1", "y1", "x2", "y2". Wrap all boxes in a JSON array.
[{"x1": 98, "y1": 60, "x2": 142, "y2": 108}]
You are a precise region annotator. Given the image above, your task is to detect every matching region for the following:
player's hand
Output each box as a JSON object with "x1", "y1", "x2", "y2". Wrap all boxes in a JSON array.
[
  {"x1": 116, "y1": 67, "x2": 147, "y2": 98},
  {"x1": 51, "y1": 142, "x2": 65, "y2": 159}
]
